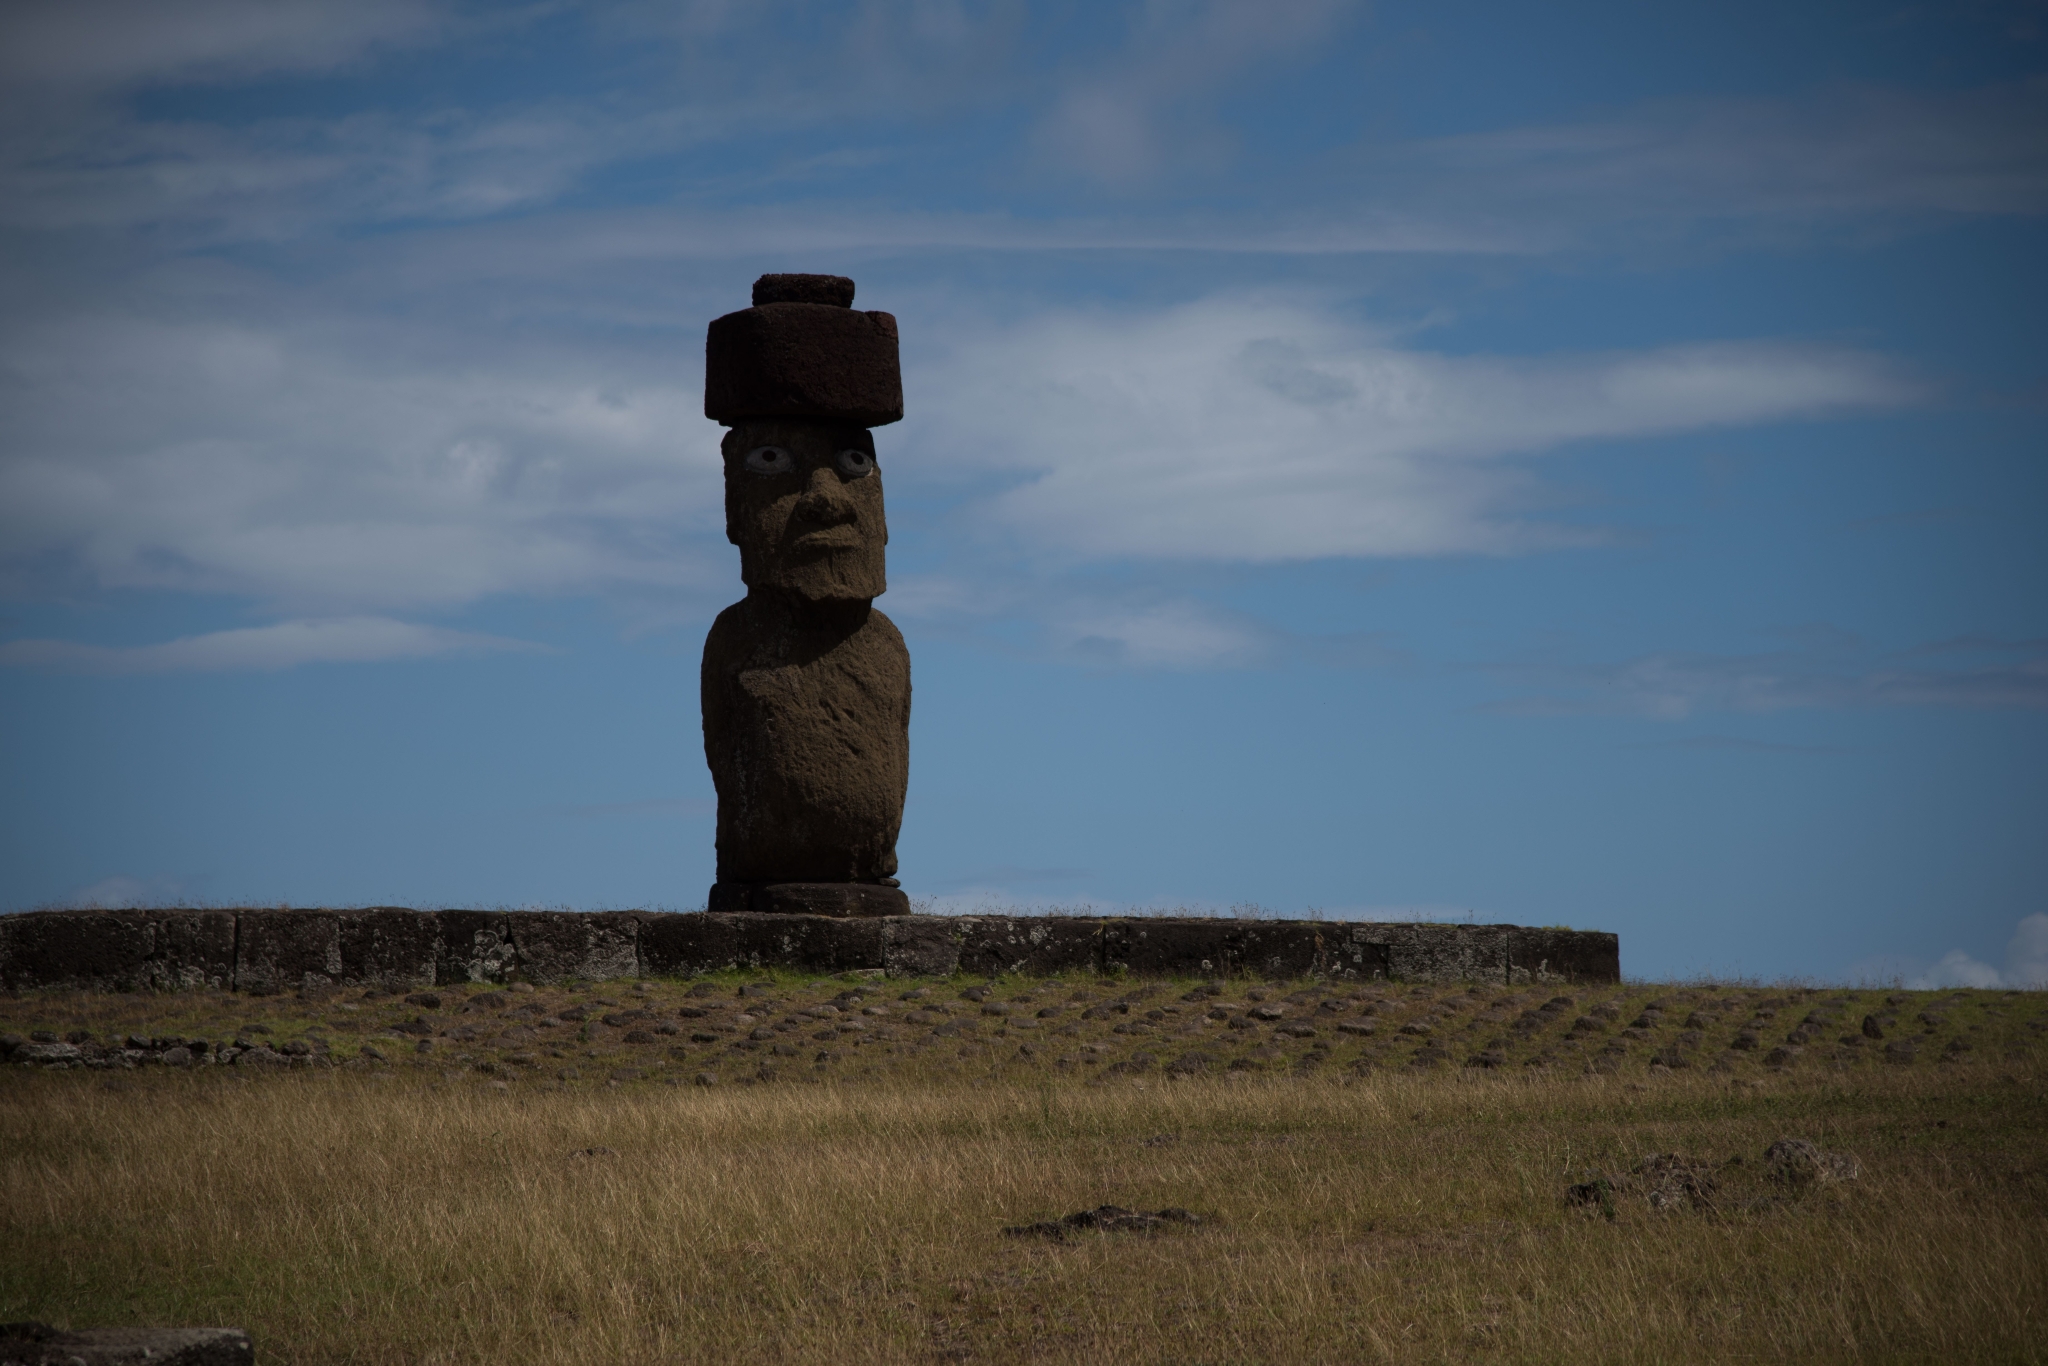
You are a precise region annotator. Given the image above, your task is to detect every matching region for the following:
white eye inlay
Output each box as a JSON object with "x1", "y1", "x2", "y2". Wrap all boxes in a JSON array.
[
  {"x1": 835, "y1": 448, "x2": 874, "y2": 478},
  {"x1": 743, "y1": 445, "x2": 795, "y2": 475}
]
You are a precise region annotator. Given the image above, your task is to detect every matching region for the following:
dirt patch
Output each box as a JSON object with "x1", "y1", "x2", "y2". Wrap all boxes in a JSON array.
[{"x1": 1001, "y1": 1205, "x2": 1203, "y2": 1240}]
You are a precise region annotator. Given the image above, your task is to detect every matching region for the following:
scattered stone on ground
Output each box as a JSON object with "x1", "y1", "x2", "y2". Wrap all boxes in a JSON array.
[
  {"x1": 1566, "y1": 1135, "x2": 1863, "y2": 1218},
  {"x1": 1633, "y1": 1153, "x2": 1719, "y2": 1210},
  {"x1": 1764, "y1": 1138, "x2": 1862, "y2": 1185},
  {"x1": 1001, "y1": 1205, "x2": 1202, "y2": 1240},
  {"x1": 2, "y1": 975, "x2": 2040, "y2": 1095}
]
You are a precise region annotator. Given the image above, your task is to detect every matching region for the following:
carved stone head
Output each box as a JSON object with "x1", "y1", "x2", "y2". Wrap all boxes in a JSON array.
[{"x1": 722, "y1": 417, "x2": 887, "y2": 601}]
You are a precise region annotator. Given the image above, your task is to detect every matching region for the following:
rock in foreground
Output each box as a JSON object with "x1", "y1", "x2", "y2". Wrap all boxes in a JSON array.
[{"x1": 0, "y1": 1323, "x2": 252, "y2": 1365}]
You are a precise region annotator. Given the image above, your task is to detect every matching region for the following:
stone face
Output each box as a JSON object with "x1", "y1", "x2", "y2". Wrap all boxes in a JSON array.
[
  {"x1": 705, "y1": 304, "x2": 902, "y2": 427},
  {"x1": 722, "y1": 421, "x2": 890, "y2": 602}
]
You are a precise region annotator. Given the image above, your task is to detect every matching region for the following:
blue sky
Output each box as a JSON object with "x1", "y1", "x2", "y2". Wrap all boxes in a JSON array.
[{"x1": 1, "y1": 0, "x2": 2044, "y2": 986}]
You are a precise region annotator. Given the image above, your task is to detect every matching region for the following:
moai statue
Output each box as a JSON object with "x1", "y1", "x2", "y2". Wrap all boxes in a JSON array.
[{"x1": 700, "y1": 273, "x2": 912, "y2": 916}]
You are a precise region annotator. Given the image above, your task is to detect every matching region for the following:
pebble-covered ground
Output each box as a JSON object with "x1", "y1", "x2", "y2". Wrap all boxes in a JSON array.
[{"x1": 6, "y1": 972, "x2": 2045, "y2": 1086}]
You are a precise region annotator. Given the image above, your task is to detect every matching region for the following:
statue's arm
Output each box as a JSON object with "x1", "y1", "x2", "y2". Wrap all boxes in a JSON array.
[{"x1": 700, "y1": 604, "x2": 743, "y2": 782}]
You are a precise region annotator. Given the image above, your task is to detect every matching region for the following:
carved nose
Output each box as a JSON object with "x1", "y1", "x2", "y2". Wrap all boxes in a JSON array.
[{"x1": 793, "y1": 466, "x2": 856, "y2": 524}]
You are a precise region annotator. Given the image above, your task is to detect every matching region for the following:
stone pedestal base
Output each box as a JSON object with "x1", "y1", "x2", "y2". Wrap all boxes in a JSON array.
[{"x1": 707, "y1": 882, "x2": 910, "y2": 917}]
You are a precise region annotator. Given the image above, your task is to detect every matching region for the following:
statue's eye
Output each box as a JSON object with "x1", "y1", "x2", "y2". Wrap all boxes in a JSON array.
[
  {"x1": 743, "y1": 445, "x2": 795, "y2": 475},
  {"x1": 834, "y1": 448, "x2": 874, "y2": 478}
]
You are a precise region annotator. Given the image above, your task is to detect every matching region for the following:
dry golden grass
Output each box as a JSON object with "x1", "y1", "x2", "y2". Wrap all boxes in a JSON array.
[{"x1": 4, "y1": 976, "x2": 2046, "y2": 1364}]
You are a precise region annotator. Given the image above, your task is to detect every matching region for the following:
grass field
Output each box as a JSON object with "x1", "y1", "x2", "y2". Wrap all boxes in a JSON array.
[{"x1": 4, "y1": 972, "x2": 2046, "y2": 1363}]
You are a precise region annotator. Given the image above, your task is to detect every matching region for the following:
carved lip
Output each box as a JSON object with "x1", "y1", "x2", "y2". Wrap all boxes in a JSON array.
[{"x1": 791, "y1": 525, "x2": 866, "y2": 551}]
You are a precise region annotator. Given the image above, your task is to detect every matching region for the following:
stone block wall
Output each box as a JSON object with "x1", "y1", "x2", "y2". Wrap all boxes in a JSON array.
[{"x1": 0, "y1": 908, "x2": 1619, "y2": 993}]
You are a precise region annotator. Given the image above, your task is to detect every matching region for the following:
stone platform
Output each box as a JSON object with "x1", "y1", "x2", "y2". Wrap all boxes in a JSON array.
[{"x1": 0, "y1": 908, "x2": 1618, "y2": 993}]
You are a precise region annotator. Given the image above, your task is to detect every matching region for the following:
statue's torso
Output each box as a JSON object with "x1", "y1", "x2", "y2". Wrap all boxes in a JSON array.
[{"x1": 701, "y1": 596, "x2": 910, "y2": 884}]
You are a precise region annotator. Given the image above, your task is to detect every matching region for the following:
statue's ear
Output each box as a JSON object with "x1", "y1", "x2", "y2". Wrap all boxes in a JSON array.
[{"x1": 720, "y1": 427, "x2": 742, "y2": 545}]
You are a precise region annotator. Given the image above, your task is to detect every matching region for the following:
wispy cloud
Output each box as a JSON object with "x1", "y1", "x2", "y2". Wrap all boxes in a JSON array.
[
  {"x1": 0, "y1": 284, "x2": 1913, "y2": 641},
  {"x1": 1032, "y1": 0, "x2": 1358, "y2": 185},
  {"x1": 0, "y1": 616, "x2": 539, "y2": 673},
  {"x1": 0, "y1": 0, "x2": 451, "y2": 90},
  {"x1": 1378, "y1": 81, "x2": 2048, "y2": 240},
  {"x1": 906, "y1": 295, "x2": 1916, "y2": 563},
  {"x1": 1493, "y1": 632, "x2": 2048, "y2": 717},
  {"x1": 7, "y1": 3, "x2": 2035, "y2": 252}
]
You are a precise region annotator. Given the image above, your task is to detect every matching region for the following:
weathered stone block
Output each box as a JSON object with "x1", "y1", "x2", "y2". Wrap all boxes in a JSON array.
[
  {"x1": 955, "y1": 916, "x2": 1102, "y2": 977},
  {"x1": 235, "y1": 910, "x2": 343, "y2": 993},
  {"x1": 151, "y1": 911, "x2": 237, "y2": 990},
  {"x1": 727, "y1": 913, "x2": 885, "y2": 973},
  {"x1": 336, "y1": 908, "x2": 439, "y2": 989},
  {"x1": 1109, "y1": 919, "x2": 1237, "y2": 977},
  {"x1": 1343, "y1": 923, "x2": 1512, "y2": 983},
  {"x1": 1229, "y1": 922, "x2": 1331, "y2": 980},
  {"x1": 705, "y1": 302, "x2": 903, "y2": 427},
  {"x1": 882, "y1": 915, "x2": 960, "y2": 977},
  {"x1": 637, "y1": 912, "x2": 738, "y2": 977},
  {"x1": 790, "y1": 884, "x2": 907, "y2": 916},
  {"x1": 1508, "y1": 927, "x2": 1621, "y2": 984},
  {"x1": 0, "y1": 910, "x2": 156, "y2": 991},
  {"x1": 1321, "y1": 931, "x2": 1393, "y2": 981},
  {"x1": 507, "y1": 911, "x2": 641, "y2": 984},
  {"x1": 0, "y1": 909, "x2": 1620, "y2": 990},
  {"x1": 435, "y1": 910, "x2": 515, "y2": 984},
  {"x1": 638, "y1": 912, "x2": 886, "y2": 975}
]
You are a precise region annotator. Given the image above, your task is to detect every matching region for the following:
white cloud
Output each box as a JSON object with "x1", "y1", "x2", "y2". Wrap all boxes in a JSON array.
[
  {"x1": 1911, "y1": 949, "x2": 2009, "y2": 990},
  {"x1": 1049, "y1": 596, "x2": 1274, "y2": 669},
  {"x1": 0, "y1": 287, "x2": 1930, "y2": 668},
  {"x1": 0, "y1": 309, "x2": 727, "y2": 614},
  {"x1": 2006, "y1": 914, "x2": 2048, "y2": 989},
  {"x1": 905, "y1": 295, "x2": 1914, "y2": 562},
  {"x1": 1909, "y1": 918, "x2": 2048, "y2": 990},
  {"x1": 0, "y1": 617, "x2": 540, "y2": 674}
]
